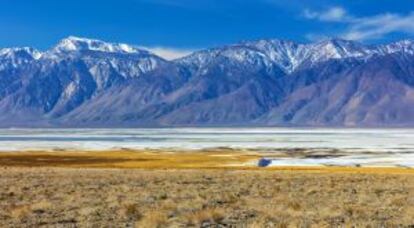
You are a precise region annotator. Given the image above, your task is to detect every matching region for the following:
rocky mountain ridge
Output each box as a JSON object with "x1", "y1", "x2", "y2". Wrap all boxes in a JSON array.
[{"x1": 0, "y1": 36, "x2": 413, "y2": 127}]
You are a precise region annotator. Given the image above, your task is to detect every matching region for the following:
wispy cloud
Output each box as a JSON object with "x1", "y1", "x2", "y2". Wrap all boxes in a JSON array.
[
  {"x1": 344, "y1": 12, "x2": 414, "y2": 40},
  {"x1": 304, "y1": 6, "x2": 414, "y2": 41},
  {"x1": 304, "y1": 6, "x2": 348, "y2": 22},
  {"x1": 142, "y1": 46, "x2": 194, "y2": 60}
]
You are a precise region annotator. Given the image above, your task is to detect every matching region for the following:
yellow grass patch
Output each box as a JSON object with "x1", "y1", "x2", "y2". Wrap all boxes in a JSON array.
[
  {"x1": 0, "y1": 149, "x2": 414, "y2": 174},
  {"x1": 0, "y1": 149, "x2": 261, "y2": 169}
]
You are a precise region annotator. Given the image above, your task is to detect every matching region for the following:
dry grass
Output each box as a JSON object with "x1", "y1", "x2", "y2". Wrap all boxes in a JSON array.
[
  {"x1": 1, "y1": 149, "x2": 414, "y2": 226},
  {"x1": 185, "y1": 207, "x2": 226, "y2": 226},
  {"x1": 1, "y1": 149, "x2": 414, "y2": 174},
  {"x1": 1, "y1": 167, "x2": 414, "y2": 226},
  {"x1": 0, "y1": 149, "x2": 261, "y2": 169},
  {"x1": 136, "y1": 210, "x2": 168, "y2": 228}
]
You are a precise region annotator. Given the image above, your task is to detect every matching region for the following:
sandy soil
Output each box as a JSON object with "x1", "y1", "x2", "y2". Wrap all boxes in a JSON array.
[{"x1": 1, "y1": 150, "x2": 414, "y2": 227}]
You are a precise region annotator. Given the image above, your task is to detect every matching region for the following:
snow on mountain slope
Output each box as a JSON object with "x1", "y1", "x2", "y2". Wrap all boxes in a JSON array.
[
  {"x1": 305, "y1": 39, "x2": 376, "y2": 63},
  {"x1": 381, "y1": 39, "x2": 414, "y2": 55},
  {"x1": 0, "y1": 47, "x2": 42, "y2": 59},
  {"x1": 1, "y1": 36, "x2": 414, "y2": 127},
  {"x1": 40, "y1": 37, "x2": 170, "y2": 92},
  {"x1": 0, "y1": 37, "x2": 172, "y2": 122},
  {"x1": 0, "y1": 47, "x2": 42, "y2": 70},
  {"x1": 257, "y1": 53, "x2": 414, "y2": 126},
  {"x1": 51, "y1": 36, "x2": 146, "y2": 54},
  {"x1": 47, "y1": 36, "x2": 166, "y2": 75},
  {"x1": 178, "y1": 38, "x2": 414, "y2": 74}
]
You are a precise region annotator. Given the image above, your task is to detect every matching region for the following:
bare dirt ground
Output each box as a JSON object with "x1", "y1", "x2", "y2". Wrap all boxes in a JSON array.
[{"x1": 1, "y1": 167, "x2": 414, "y2": 227}]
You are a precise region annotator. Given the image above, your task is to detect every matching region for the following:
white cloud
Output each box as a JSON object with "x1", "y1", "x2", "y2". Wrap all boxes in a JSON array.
[
  {"x1": 343, "y1": 12, "x2": 414, "y2": 40},
  {"x1": 142, "y1": 47, "x2": 194, "y2": 60},
  {"x1": 304, "y1": 7, "x2": 348, "y2": 22},
  {"x1": 304, "y1": 6, "x2": 414, "y2": 41}
]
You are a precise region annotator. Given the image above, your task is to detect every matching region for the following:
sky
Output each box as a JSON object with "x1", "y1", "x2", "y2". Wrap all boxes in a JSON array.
[{"x1": 1, "y1": 0, "x2": 414, "y2": 59}]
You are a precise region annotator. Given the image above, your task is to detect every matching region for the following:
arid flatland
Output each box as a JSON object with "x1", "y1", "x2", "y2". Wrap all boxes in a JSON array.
[{"x1": 1, "y1": 150, "x2": 414, "y2": 227}]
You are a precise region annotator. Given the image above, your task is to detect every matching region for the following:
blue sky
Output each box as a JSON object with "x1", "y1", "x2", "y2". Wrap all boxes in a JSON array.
[{"x1": 1, "y1": 0, "x2": 414, "y2": 58}]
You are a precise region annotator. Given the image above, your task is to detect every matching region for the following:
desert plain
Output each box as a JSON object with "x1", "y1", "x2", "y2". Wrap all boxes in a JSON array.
[{"x1": 0, "y1": 149, "x2": 414, "y2": 227}]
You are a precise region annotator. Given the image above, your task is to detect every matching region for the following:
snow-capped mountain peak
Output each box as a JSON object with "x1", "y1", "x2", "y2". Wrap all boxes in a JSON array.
[
  {"x1": 2, "y1": 36, "x2": 414, "y2": 127},
  {"x1": 241, "y1": 39, "x2": 305, "y2": 73},
  {"x1": 52, "y1": 36, "x2": 148, "y2": 54},
  {"x1": 178, "y1": 38, "x2": 414, "y2": 74},
  {"x1": 38, "y1": 36, "x2": 169, "y2": 87},
  {"x1": 382, "y1": 39, "x2": 414, "y2": 55},
  {"x1": 0, "y1": 47, "x2": 42, "y2": 60},
  {"x1": 0, "y1": 47, "x2": 42, "y2": 70},
  {"x1": 177, "y1": 38, "x2": 376, "y2": 74},
  {"x1": 305, "y1": 38, "x2": 376, "y2": 64}
]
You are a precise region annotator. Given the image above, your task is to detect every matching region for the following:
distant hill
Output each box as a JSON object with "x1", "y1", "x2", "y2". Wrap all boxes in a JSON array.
[{"x1": 1, "y1": 36, "x2": 414, "y2": 127}]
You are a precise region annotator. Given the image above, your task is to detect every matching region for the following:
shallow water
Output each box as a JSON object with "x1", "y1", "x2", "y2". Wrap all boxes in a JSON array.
[{"x1": 1, "y1": 128, "x2": 413, "y2": 167}]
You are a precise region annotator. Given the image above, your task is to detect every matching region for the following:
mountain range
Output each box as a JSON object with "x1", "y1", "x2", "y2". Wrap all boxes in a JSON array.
[{"x1": 0, "y1": 36, "x2": 414, "y2": 127}]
